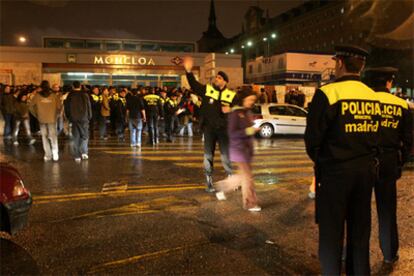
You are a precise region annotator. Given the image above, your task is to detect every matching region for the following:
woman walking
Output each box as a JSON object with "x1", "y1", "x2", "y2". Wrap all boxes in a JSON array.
[{"x1": 215, "y1": 87, "x2": 261, "y2": 212}]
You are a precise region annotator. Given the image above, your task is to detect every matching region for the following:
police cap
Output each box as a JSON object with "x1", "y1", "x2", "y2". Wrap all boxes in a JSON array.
[
  {"x1": 333, "y1": 44, "x2": 369, "y2": 60},
  {"x1": 364, "y1": 67, "x2": 398, "y2": 80}
]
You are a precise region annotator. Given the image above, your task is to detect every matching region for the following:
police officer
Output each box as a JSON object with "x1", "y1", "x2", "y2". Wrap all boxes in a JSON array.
[
  {"x1": 183, "y1": 57, "x2": 236, "y2": 192},
  {"x1": 364, "y1": 67, "x2": 413, "y2": 265},
  {"x1": 163, "y1": 92, "x2": 179, "y2": 142},
  {"x1": 89, "y1": 86, "x2": 102, "y2": 139},
  {"x1": 305, "y1": 45, "x2": 382, "y2": 275},
  {"x1": 143, "y1": 87, "x2": 163, "y2": 145}
]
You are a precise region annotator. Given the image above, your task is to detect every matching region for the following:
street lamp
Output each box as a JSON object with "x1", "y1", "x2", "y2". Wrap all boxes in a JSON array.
[
  {"x1": 241, "y1": 45, "x2": 245, "y2": 49},
  {"x1": 271, "y1": 33, "x2": 277, "y2": 39},
  {"x1": 263, "y1": 37, "x2": 268, "y2": 41},
  {"x1": 247, "y1": 41, "x2": 253, "y2": 47},
  {"x1": 230, "y1": 48, "x2": 235, "y2": 54},
  {"x1": 18, "y1": 36, "x2": 27, "y2": 44},
  {"x1": 225, "y1": 51, "x2": 229, "y2": 55}
]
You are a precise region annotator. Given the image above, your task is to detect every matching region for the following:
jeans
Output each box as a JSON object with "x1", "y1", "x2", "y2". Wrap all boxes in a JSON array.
[
  {"x1": 40, "y1": 123, "x2": 58, "y2": 158},
  {"x1": 13, "y1": 118, "x2": 33, "y2": 141},
  {"x1": 129, "y1": 118, "x2": 143, "y2": 145},
  {"x1": 147, "y1": 113, "x2": 159, "y2": 144},
  {"x1": 179, "y1": 122, "x2": 193, "y2": 137},
  {"x1": 3, "y1": 113, "x2": 13, "y2": 138},
  {"x1": 71, "y1": 120, "x2": 89, "y2": 158}
]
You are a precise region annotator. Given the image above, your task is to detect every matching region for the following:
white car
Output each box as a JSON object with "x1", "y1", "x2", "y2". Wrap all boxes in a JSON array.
[{"x1": 252, "y1": 103, "x2": 308, "y2": 138}]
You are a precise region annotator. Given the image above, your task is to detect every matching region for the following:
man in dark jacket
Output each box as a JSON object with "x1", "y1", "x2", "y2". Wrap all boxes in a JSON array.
[
  {"x1": 64, "y1": 81, "x2": 92, "y2": 162},
  {"x1": 1, "y1": 85, "x2": 15, "y2": 140},
  {"x1": 183, "y1": 57, "x2": 236, "y2": 192}
]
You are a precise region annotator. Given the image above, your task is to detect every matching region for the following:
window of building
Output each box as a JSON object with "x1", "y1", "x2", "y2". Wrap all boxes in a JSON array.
[
  {"x1": 45, "y1": 39, "x2": 65, "y2": 48},
  {"x1": 86, "y1": 41, "x2": 102, "y2": 49},
  {"x1": 123, "y1": 43, "x2": 138, "y2": 51},
  {"x1": 67, "y1": 40, "x2": 85, "y2": 49},
  {"x1": 106, "y1": 42, "x2": 122, "y2": 51}
]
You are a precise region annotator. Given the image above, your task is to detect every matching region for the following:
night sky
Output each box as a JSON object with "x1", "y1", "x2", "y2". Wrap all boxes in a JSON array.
[{"x1": 0, "y1": 0, "x2": 304, "y2": 46}]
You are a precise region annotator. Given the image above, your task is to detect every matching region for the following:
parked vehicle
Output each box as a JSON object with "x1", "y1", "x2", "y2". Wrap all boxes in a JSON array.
[
  {"x1": 0, "y1": 163, "x2": 32, "y2": 235},
  {"x1": 252, "y1": 103, "x2": 308, "y2": 138}
]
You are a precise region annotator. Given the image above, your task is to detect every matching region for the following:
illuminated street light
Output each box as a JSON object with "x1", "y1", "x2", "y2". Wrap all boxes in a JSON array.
[
  {"x1": 263, "y1": 37, "x2": 268, "y2": 41},
  {"x1": 247, "y1": 41, "x2": 253, "y2": 47},
  {"x1": 230, "y1": 48, "x2": 235, "y2": 53},
  {"x1": 271, "y1": 33, "x2": 277, "y2": 39},
  {"x1": 241, "y1": 45, "x2": 245, "y2": 49},
  {"x1": 225, "y1": 51, "x2": 229, "y2": 55},
  {"x1": 18, "y1": 36, "x2": 27, "y2": 43}
]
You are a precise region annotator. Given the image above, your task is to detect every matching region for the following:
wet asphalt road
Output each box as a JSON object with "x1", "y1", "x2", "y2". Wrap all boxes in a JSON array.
[{"x1": 1, "y1": 135, "x2": 413, "y2": 275}]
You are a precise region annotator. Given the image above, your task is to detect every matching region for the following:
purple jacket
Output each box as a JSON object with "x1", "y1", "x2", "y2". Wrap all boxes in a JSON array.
[{"x1": 228, "y1": 108, "x2": 255, "y2": 163}]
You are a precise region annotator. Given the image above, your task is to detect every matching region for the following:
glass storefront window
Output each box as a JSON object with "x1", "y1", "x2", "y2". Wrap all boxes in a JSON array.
[
  {"x1": 45, "y1": 39, "x2": 65, "y2": 48},
  {"x1": 67, "y1": 40, "x2": 85, "y2": 49}
]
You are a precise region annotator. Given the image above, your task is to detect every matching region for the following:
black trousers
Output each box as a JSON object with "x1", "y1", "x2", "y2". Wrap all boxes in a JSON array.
[
  {"x1": 203, "y1": 125, "x2": 232, "y2": 177},
  {"x1": 375, "y1": 150, "x2": 400, "y2": 261},
  {"x1": 317, "y1": 162, "x2": 376, "y2": 275},
  {"x1": 147, "y1": 113, "x2": 158, "y2": 144},
  {"x1": 164, "y1": 115, "x2": 173, "y2": 140}
]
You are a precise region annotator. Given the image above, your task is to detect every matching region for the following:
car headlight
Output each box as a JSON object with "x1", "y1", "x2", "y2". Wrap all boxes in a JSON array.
[{"x1": 12, "y1": 179, "x2": 26, "y2": 197}]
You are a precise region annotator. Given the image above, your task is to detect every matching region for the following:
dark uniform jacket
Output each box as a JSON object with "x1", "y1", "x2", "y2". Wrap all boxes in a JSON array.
[
  {"x1": 375, "y1": 88, "x2": 413, "y2": 164},
  {"x1": 305, "y1": 76, "x2": 382, "y2": 169},
  {"x1": 143, "y1": 94, "x2": 163, "y2": 117},
  {"x1": 186, "y1": 72, "x2": 236, "y2": 129},
  {"x1": 90, "y1": 94, "x2": 102, "y2": 120}
]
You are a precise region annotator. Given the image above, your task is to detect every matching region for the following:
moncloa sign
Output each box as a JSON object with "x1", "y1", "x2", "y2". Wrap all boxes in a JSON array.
[{"x1": 94, "y1": 55, "x2": 155, "y2": 66}]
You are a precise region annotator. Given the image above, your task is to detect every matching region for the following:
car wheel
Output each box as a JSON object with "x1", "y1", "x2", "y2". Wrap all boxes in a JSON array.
[{"x1": 259, "y1": 123, "x2": 274, "y2": 138}]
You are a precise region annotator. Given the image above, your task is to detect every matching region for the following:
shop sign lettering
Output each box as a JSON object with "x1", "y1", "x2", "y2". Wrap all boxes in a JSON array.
[{"x1": 94, "y1": 55, "x2": 155, "y2": 66}]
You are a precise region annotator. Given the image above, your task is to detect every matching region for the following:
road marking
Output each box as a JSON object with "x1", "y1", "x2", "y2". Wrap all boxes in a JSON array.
[
  {"x1": 87, "y1": 241, "x2": 209, "y2": 274},
  {"x1": 33, "y1": 184, "x2": 204, "y2": 204}
]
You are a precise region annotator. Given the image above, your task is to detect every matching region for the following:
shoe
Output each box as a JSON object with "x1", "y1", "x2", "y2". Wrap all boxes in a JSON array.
[
  {"x1": 74, "y1": 157, "x2": 81, "y2": 163},
  {"x1": 81, "y1": 154, "x2": 89, "y2": 160},
  {"x1": 247, "y1": 206, "x2": 262, "y2": 212},
  {"x1": 384, "y1": 255, "x2": 399, "y2": 264},
  {"x1": 130, "y1": 144, "x2": 136, "y2": 147},
  {"x1": 216, "y1": 191, "x2": 227, "y2": 201},
  {"x1": 44, "y1": 156, "x2": 52, "y2": 161},
  {"x1": 13, "y1": 141, "x2": 19, "y2": 146},
  {"x1": 136, "y1": 143, "x2": 141, "y2": 148},
  {"x1": 205, "y1": 175, "x2": 215, "y2": 193},
  {"x1": 29, "y1": 138, "x2": 36, "y2": 145},
  {"x1": 52, "y1": 153, "x2": 59, "y2": 161}
]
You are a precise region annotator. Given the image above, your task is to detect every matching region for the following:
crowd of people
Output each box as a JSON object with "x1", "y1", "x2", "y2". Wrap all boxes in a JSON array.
[{"x1": 0, "y1": 81, "x2": 203, "y2": 161}]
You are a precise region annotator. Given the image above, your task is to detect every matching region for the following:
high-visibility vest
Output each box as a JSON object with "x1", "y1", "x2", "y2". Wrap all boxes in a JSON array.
[{"x1": 205, "y1": 84, "x2": 236, "y2": 106}]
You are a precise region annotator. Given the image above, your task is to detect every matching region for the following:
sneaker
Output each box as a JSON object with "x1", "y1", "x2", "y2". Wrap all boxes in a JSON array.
[
  {"x1": 52, "y1": 153, "x2": 59, "y2": 161},
  {"x1": 130, "y1": 144, "x2": 136, "y2": 148},
  {"x1": 44, "y1": 156, "x2": 52, "y2": 161},
  {"x1": 29, "y1": 138, "x2": 36, "y2": 145},
  {"x1": 136, "y1": 143, "x2": 141, "y2": 148},
  {"x1": 81, "y1": 154, "x2": 89, "y2": 160},
  {"x1": 205, "y1": 186, "x2": 216, "y2": 193},
  {"x1": 247, "y1": 206, "x2": 262, "y2": 212},
  {"x1": 74, "y1": 157, "x2": 81, "y2": 163},
  {"x1": 13, "y1": 141, "x2": 19, "y2": 146},
  {"x1": 216, "y1": 191, "x2": 227, "y2": 201}
]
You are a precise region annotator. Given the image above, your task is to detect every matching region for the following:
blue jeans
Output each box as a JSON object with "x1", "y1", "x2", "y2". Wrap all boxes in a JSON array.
[
  {"x1": 3, "y1": 113, "x2": 14, "y2": 138},
  {"x1": 129, "y1": 118, "x2": 143, "y2": 145},
  {"x1": 99, "y1": 116, "x2": 109, "y2": 138}
]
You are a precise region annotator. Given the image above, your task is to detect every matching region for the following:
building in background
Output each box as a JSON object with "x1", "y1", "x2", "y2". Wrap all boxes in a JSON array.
[
  {"x1": 0, "y1": 46, "x2": 242, "y2": 89},
  {"x1": 219, "y1": 0, "x2": 413, "y2": 96}
]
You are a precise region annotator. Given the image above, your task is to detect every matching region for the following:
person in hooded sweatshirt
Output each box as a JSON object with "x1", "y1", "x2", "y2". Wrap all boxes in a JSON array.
[{"x1": 29, "y1": 80, "x2": 61, "y2": 161}]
